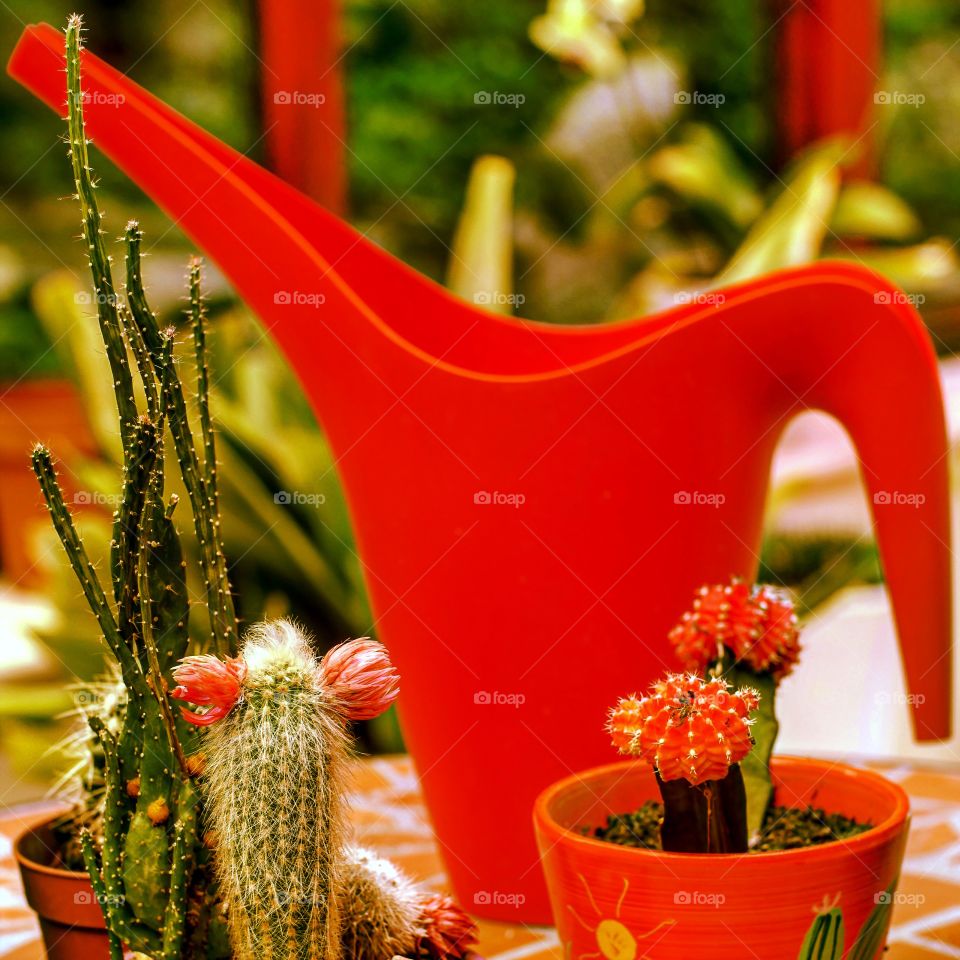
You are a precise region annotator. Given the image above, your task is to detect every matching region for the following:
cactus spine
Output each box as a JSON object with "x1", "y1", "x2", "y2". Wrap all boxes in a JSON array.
[
  {"x1": 200, "y1": 621, "x2": 348, "y2": 960},
  {"x1": 33, "y1": 16, "x2": 235, "y2": 959}
]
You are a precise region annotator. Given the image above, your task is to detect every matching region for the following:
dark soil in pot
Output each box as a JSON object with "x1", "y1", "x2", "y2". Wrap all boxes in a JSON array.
[{"x1": 589, "y1": 799, "x2": 872, "y2": 851}]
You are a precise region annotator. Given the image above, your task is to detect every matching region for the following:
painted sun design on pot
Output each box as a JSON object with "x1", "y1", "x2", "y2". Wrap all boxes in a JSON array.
[{"x1": 565, "y1": 874, "x2": 676, "y2": 960}]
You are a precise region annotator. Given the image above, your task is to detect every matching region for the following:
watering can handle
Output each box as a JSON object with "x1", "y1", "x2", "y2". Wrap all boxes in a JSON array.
[{"x1": 748, "y1": 262, "x2": 953, "y2": 740}]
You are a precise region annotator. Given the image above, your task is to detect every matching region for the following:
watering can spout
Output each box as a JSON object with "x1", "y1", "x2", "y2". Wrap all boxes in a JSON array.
[{"x1": 746, "y1": 264, "x2": 952, "y2": 740}]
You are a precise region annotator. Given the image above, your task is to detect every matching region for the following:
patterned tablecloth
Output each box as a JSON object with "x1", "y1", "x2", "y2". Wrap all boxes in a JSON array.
[{"x1": 1, "y1": 756, "x2": 959, "y2": 959}]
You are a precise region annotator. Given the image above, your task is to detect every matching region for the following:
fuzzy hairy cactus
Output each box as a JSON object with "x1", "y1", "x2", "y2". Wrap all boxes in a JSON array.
[
  {"x1": 339, "y1": 846, "x2": 421, "y2": 960},
  {"x1": 172, "y1": 623, "x2": 400, "y2": 960},
  {"x1": 608, "y1": 674, "x2": 759, "y2": 852},
  {"x1": 339, "y1": 846, "x2": 478, "y2": 960}
]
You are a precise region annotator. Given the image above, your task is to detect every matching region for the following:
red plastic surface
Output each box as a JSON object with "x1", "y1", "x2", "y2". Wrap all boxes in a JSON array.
[
  {"x1": 772, "y1": 0, "x2": 880, "y2": 177},
  {"x1": 8, "y1": 24, "x2": 952, "y2": 922}
]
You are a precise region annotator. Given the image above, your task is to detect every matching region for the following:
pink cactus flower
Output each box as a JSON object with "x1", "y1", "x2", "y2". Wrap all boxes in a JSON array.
[
  {"x1": 418, "y1": 893, "x2": 478, "y2": 959},
  {"x1": 171, "y1": 655, "x2": 246, "y2": 726},
  {"x1": 318, "y1": 637, "x2": 400, "y2": 720}
]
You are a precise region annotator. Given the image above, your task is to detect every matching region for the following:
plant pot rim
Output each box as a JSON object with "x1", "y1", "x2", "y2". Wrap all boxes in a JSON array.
[
  {"x1": 533, "y1": 755, "x2": 909, "y2": 865},
  {"x1": 14, "y1": 809, "x2": 82, "y2": 880}
]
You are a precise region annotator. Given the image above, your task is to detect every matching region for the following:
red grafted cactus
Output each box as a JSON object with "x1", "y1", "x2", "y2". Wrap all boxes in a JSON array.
[
  {"x1": 749, "y1": 585, "x2": 802, "y2": 678},
  {"x1": 608, "y1": 675, "x2": 759, "y2": 786},
  {"x1": 669, "y1": 578, "x2": 800, "y2": 679},
  {"x1": 608, "y1": 673, "x2": 760, "y2": 852}
]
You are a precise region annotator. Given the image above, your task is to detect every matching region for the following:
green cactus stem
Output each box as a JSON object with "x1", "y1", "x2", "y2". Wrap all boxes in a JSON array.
[
  {"x1": 79, "y1": 830, "x2": 124, "y2": 960},
  {"x1": 125, "y1": 224, "x2": 237, "y2": 656},
  {"x1": 65, "y1": 14, "x2": 136, "y2": 450},
  {"x1": 339, "y1": 846, "x2": 422, "y2": 960},
  {"x1": 32, "y1": 17, "x2": 242, "y2": 959}
]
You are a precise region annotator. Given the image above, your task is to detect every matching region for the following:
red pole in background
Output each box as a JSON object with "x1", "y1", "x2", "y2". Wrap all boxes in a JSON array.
[
  {"x1": 258, "y1": 0, "x2": 347, "y2": 214},
  {"x1": 772, "y1": 0, "x2": 881, "y2": 178}
]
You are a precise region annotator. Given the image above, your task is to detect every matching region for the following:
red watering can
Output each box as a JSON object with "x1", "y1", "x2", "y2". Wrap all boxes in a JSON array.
[{"x1": 9, "y1": 24, "x2": 952, "y2": 923}]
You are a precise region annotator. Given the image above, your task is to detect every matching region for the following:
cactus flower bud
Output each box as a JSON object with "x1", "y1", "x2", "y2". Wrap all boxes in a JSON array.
[
  {"x1": 171, "y1": 655, "x2": 246, "y2": 726},
  {"x1": 608, "y1": 674, "x2": 759, "y2": 786},
  {"x1": 339, "y1": 846, "x2": 477, "y2": 960},
  {"x1": 419, "y1": 894, "x2": 478, "y2": 960},
  {"x1": 319, "y1": 637, "x2": 400, "y2": 720}
]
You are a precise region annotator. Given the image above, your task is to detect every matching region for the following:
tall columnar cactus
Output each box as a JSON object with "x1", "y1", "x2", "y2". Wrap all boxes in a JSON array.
[
  {"x1": 33, "y1": 15, "x2": 237, "y2": 960},
  {"x1": 608, "y1": 674, "x2": 759, "y2": 852},
  {"x1": 172, "y1": 624, "x2": 400, "y2": 959}
]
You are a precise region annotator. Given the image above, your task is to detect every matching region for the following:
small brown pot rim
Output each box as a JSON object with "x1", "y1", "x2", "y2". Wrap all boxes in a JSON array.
[
  {"x1": 534, "y1": 755, "x2": 910, "y2": 865},
  {"x1": 13, "y1": 809, "x2": 85, "y2": 880}
]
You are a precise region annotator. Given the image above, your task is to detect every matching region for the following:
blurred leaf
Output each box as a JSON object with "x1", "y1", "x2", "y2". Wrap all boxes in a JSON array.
[
  {"x1": 718, "y1": 140, "x2": 846, "y2": 285},
  {"x1": 646, "y1": 124, "x2": 762, "y2": 229},
  {"x1": 30, "y1": 271, "x2": 120, "y2": 460},
  {"x1": 0, "y1": 683, "x2": 73, "y2": 718},
  {"x1": 446, "y1": 155, "x2": 516, "y2": 313},
  {"x1": 831, "y1": 180, "x2": 922, "y2": 242},
  {"x1": 833, "y1": 239, "x2": 960, "y2": 290},
  {"x1": 529, "y1": 0, "x2": 627, "y2": 78}
]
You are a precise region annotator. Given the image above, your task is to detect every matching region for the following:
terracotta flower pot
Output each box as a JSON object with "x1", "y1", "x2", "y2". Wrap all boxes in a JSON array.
[
  {"x1": 534, "y1": 757, "x2": 909, "y2": 960},
  {"x1": 15, "y1": 817, "x2": 110, "y2": 960}
]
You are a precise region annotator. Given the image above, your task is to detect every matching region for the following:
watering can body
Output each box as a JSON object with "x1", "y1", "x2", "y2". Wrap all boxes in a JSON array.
[{"x1": 9, "y1": 25, "x2": 952, "y2": 922}]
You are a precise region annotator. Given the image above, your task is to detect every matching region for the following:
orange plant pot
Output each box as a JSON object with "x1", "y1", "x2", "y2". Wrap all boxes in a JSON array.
[
  {"x1": 15, "y1": 817, "x2": 109, "y2": 960},
  {"x1": 534, "y1": 758, "x2": 909, "y2": 960}
]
